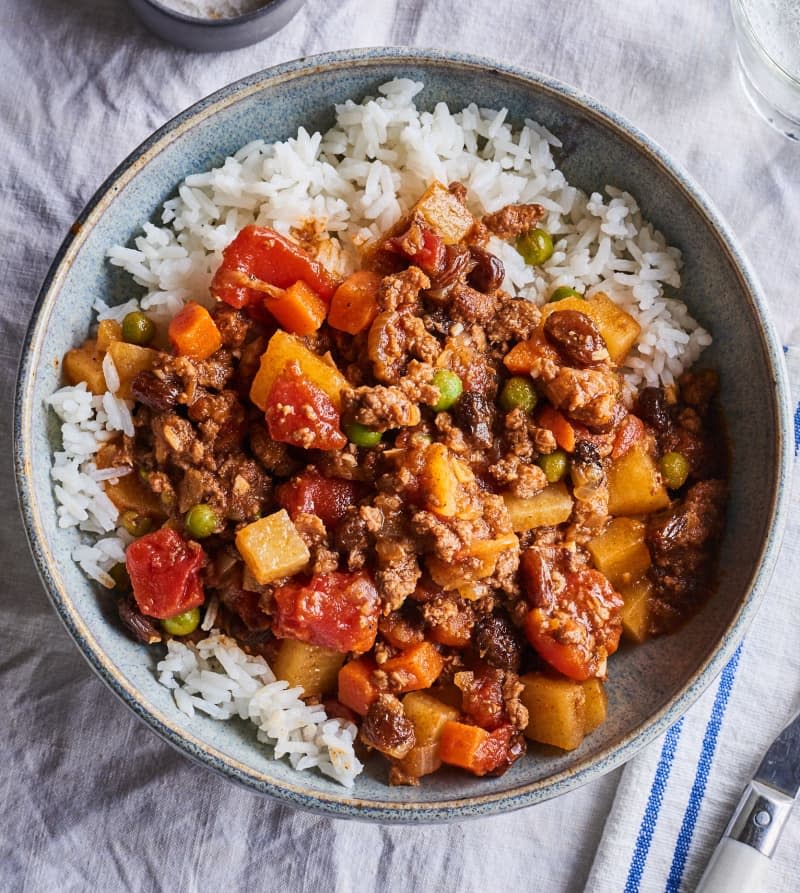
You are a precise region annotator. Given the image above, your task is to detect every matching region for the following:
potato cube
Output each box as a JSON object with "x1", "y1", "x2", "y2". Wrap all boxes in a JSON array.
[
  {"x1": 249, "y1": 330, "x2": 349, "y2": 411},
  {"x1": 402, "y1": 691, "x2": 460, "y2": 746},
  {"x1": 618, "y1": 577, "x2": 653, "y2": 643},
  {"x1": 541, "y1": 291, "x2": 641, "y2": 365},
  {"x1": 587, "y1": 518, "x2": 652, "y2": 586},
  {"x1": 235, "y1": 510, "x2": 310, "y2": 585},
  {"x1": 96, "y1": 319, "x2": 123, "y2": 352},
  {"x1": 107, "y1": 341, "x2": 157, "y2": 399},
  {"x1": 272, "y1": 639, "x2": 345, "y2": 698},
  {"x1": 582, "y1": 678, "x2": 608, "y2": 733},
  {"x1": 607, "y1": 445, "x2": 670, "y2": 516},
  {"x1": 519, "y1": 672, "x2": 587, "y2": 751},
  {"x1": 421, "y1": 443, "x2": 459, "y2": 518},
  {"x1": 503, "y1": 482, "x2": 574, "y2": 532},
  {"x1": 412, "y1": 181, "x2": 474, "y2": 245},
  {"x1": 63, "y1": 341, "x2": 106, "y2": 395}
]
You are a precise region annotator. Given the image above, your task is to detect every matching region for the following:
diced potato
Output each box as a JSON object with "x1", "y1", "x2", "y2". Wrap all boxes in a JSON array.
[
  {"x1": 582, "y1": 678, "x2": 608, "y2": 733},
  {"x1": 421, "y1": 443, "x2": 459, "y2": 517},
  {"x1": 618, "y1": 577, "x2": 653, "y2": 643},
  {"x1": 63, "y1": 341, "x2": 106, "y2": 395},
  {"x1": 607, "y1": 445, "x2": 670, "y2": 516},
  {"x1": 587, "y1": 518, "x2": 652, "y2": 587},
  {"x1": 272, "y1": 639, "x2": 345, "y2": 698},
  {"x1": 503, "y1": 482, "x2": 574, "y2": 532},
  {"x1": 107, "y1": 341, "x2": 157, "y2": 399},
  {"x1": 105, "y1": 472, "x2": 164, "y2": 517},
  {"x1": 541, "y1": 291, "x2": 641, "y2": 365},
  {"x1": 235, "y1": 509, "x2": 310, "y2": 585},
  {"x1": 412, "y1": 181, "x2": 474, "y2": 245},
  {"x1": 520, "y1": 673, "x2": 587, "y2": 751},
  {"x1": 96, "y1": 319, "x2": 123, "y2": 352},
  {"x1": 249, "y1": 330, "x2": 349, "y2": 411},
  {"x1": 402, "y1": 691, "x2": 460, "y2": 746}
]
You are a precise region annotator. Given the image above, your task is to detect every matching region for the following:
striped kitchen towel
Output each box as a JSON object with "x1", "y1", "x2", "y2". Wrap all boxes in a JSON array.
[{"x1": 584, "y1": 346, "x2": 800, "y2": 893}]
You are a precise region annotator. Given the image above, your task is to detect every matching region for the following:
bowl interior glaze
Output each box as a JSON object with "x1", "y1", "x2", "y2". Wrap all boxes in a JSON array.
[{"x1": 16, "y1": 49, "x2": 792, "y2": 822}]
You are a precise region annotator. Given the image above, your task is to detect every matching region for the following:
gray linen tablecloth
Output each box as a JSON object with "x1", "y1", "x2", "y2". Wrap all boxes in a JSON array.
[{"x1": 2, "y1": 1, "x2": 798, "y2": 891}]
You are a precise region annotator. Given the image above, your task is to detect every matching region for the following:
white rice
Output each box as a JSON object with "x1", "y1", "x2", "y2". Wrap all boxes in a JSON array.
[
  {"x1": 156, "y1": 632, "x2": 363, "y2": 786},
  {"x1": 49, "y1": 80, "x2": 714, "y2": 783}
]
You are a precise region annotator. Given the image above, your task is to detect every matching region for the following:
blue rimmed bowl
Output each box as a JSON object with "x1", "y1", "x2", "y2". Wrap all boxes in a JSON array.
[{"x1": 14, "y1": 48, "x2": 793, "y2": 822}]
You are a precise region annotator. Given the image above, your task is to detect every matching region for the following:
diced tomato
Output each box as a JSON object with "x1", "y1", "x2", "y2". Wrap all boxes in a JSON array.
[
  {"x1": 210, "y1": 225, "x2": 339, "y2": 309},
  {"x1": 523, "y1": 568, "x2": 623, "y2": 681},
  {"x1": 277, "y1": 469, "x2": 362, "y2": 527},
  {"x1": 386, "y1": 226, "x2": 445, "y2": 276},
  {"x1": 456, "y1": 666, "x2": 508, "y2": 731},
  {"x1": 273, "y1": 570, "x2": 380, "y2": 653},
  {"x1": 264, "y1": 361, "x2": 347, "y2": 451},
  {"x1": 125, "y1": 528, "x2": 206, "y2": 620}
]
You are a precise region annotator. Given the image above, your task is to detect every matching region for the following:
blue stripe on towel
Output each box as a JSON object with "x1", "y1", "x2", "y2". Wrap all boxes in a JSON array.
[
  {"x1": 623, "y1": 718, "x2": 685, "y2": 893},
  {"x1": 664, "y1": 645, "x2": 743, "y2": 893}
]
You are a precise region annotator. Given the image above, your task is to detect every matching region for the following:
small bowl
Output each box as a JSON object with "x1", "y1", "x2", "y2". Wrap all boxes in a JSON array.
[
  {"x1": 126, "y1": 0, "x2": 305, "y2": 52},
  {"x1": 15, "y1": 48, "x2": 793, "y2": 822}
]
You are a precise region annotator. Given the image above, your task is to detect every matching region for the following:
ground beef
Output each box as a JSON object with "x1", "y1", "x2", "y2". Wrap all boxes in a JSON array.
[
  {"x1": 482, "y1": 203, "x2": 545, "y2": 239},
  {"x1": 342, "y1": 385, "x2": 422, "y2": 431},
  {"x1": 377, "y1": 266, "x2": 430, "y2": 311},
  {"x1": 292, "y1": 512, "x2": 340, "y2": 575},
  {"x1": 212, "y1": 305, "x2": 252, "y2": 349},
  {"x1": 486, "y1": 296, "x2": 541, "y2": 344},
  {"x1": 542, "y1": 366, "x2": 620, "y2": 430},
  {"x1": 448, "y1": 282, "x2": 498, "y2": 326}
]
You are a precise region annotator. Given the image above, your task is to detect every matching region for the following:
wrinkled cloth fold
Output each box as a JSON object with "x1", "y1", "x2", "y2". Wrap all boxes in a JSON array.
[{"x1": 1, "y1": 1, "x2": 799, "y2": 891}]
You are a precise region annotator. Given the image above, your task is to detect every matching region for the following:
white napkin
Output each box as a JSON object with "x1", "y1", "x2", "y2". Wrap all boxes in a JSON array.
[{"x1": 585, "y1": 347, "x2": 800, "y2": 892}]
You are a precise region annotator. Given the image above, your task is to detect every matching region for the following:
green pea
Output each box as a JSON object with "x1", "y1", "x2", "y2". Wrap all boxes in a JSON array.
[
  {"x1": 499, "y1": 376, "x2": 538, "y2": 414},
  {"x1": 161, "y1": 607, "x2": 201, "y2": 637},
  {"x1": 516, "y1": 228, "x2": 554, "y2": 266},
  {"x1": 548, "y1": 285, "x2": 583, "y2": 303},
  {"x1": 120, "y1": 510, "x2": 153, "y2": 538},
  {"x1": 122, "y1": 310, "x2": 156, "y2": 346},
  {"x1": 659, "y1": 451, "x2": 690, "y2": 490},
  {"x1": 109, "y1": 563, "x2": 131, "y2": 591},
  {"x1": 431, "y1": 369, "x2": 463, "y2": 412},
  {"x1": 538, "y1": 449, "x2": 569, "y2": 483},
  {"x1": 343, "y1": 421, "x2": 382, "y2": 448},
  {"x1": 185, "y1": 503, "x2": 218, "y2": 539}
]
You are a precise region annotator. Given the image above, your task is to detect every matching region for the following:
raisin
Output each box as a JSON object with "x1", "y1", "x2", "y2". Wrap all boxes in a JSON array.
[
  {"x1": 467, "y1": 247, "x2": 505, "y2": 293},
  {"x1": 453, "y1": 392, "x2": 494, "y2": 447},
  {"x1": 118, "y1": 597, "x2": 162, "y2": 645},
  {"x1": 430, "y1": 245, "x2": 470, "y2": 288},
  {"x1": 359, "y1": 694, "x2": 416, "y2": 759},
  {"x1": 636, "y1": 387, "x2": 672, "y2": 432},
  {"x1": 470, "y1": 614, "x2": 523, "y2": 671},
  {"x1": 519, "y1": 550, "x2": 556, "y2": 612},
  {"x1": 544, "y1": 310, "x2": 610, "y2": 367},
  {"x1": 131, "y1": 371, "x2": 181, "y2": 412}
]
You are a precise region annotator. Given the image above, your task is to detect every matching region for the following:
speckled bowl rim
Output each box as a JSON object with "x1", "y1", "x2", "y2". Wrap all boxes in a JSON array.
[{"x1": 14, "y1": 47, "x2": 793, "y2": 823}]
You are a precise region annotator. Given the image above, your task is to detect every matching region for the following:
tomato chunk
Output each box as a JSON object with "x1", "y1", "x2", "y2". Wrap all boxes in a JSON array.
[
  {"x1": 210, "y1": 225, "x2": 338, "y2": 309},
  {"x1": 265, "y1": 361, "x2": 347, "y2": 451},
  {"x1": 273, "y1": 571, "x2": 380, "y2": 653},
  {"x1": 522, "y1": 568, "x2": 623, "y2": 681},
  {"x1": 277, "y1": 469, "x2": 362, "y2": 527},
  {"x1": 126, "y1": 528, "x2": 206, "y2": 620},
  {"x1": 386, "y1": 226, "x2": 445, "y2": 276}
]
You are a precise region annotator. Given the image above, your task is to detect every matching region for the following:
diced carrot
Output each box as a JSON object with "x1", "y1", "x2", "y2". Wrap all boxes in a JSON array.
[
  {"x1": 381, "y1": 642, "x2": 444, "y2": 692},
  {"x1": 503, "y1": 329, "x2": 559, "y2": 374},
  {"x1": 439, "y1": 721, "x2": 490, "y2": 770},
  {"x1": 263, "y1": 280, "x2": 327, "y2": 336},
  {"x1": 328, "y1": 271, "x2": 382, "y2": 335},
  {"x1": 337, "y1": 656, "x2": 380, "y2": 715},
  {"x1": 538, "y1": 405, "x2": 576, "y2": 452},
  {"x1": 168, "y1": 302, "x2": 222, "y2": 360}
]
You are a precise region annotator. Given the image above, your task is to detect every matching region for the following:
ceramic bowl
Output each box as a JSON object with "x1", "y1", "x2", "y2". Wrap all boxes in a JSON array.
[
  {"x1": 15, "y1": 48, "x2": 793, "y2": 822},
  {"x1": 126, "y1": 0, "x2": 305, "y2": 52}
]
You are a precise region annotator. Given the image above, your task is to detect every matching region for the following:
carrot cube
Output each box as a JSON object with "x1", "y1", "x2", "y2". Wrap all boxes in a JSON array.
[
  {"x1": 264, "y1": 280, "x2": 328, "y2": 336},
  {"x1": 168, "y1": 302, "x2": 222, "y2": 360},
  {"x1": 537, "y1": 405, "x2": 576, "y2": 452},
  {"x1": 381, "y1": 642, "x2": 444, "y2": 692},
  {"x1": 439, "y1": 721, "x2": 490, "y2": 770},
  {"x1": 328, "y1": 271, "x2": 382, "y2": 335},
  {"x1": 337, "y1": 657, "x2": 380, "y2": 716}
]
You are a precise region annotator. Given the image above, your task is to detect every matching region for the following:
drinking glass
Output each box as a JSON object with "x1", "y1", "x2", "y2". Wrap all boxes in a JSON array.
[{"x1": 730, "y1": 0, "x2": 800, "y2": 139}]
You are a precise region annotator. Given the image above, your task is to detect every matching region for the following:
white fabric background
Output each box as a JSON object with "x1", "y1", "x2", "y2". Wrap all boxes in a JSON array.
[{"x1": 2, "y1": 1, "x2": 798, "y2": 891}]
